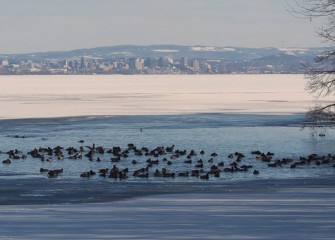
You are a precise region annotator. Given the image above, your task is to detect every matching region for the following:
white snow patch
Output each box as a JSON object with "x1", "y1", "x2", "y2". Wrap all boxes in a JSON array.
[
  {"x1": 278, "y1": 48, "x2": 308, "y2": 56},
  {"x1": 190, "y1": 46, "x2": 236, "y2": 52},
  {"x1": 222, "y1": 47, "x2": 236, "y2": 52},
  {"x1": 152, "y1": 49, "x2": 179, "y2": 53},
  {"x1": 111, "y1": 51, "x2": 133, "y2": 56}
]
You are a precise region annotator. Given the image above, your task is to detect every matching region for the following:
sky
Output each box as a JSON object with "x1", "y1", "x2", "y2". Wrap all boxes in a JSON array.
[{"x1": 0, "y1": 0, "x2": 327, "y2": 54}]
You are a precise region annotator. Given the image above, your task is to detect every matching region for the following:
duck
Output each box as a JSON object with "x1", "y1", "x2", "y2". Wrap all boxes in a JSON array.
[
  {"x1": 218, "y1": 161, "x2": 225, "y2": 167},
  {"x1": 191, "y1": 170, "x2": 200, "y2": 177},
  {"x1": 178, "y1": 171, "x2": 189, "y2": 177},
  {"x1": 154, "y1": 169, "x2": 163, "y2": 177},
  {"x1": 195, "y1": 163, "x2": 203, "y2": 168},
  {"x1": 200, "y1": 173, "x2": 209, "y2": 180},
  {"x1": 137, "y1": 173, "x2": 149, "y2": 178},
  {"x1": 48, "y1": 169, "x2": 63, "y2": 178},
  {"x1": 2, "y1": 159, "x2": 11, "y2": 164},
  {"x1": 40, "y1": 167, "x2": 49, "y2": 172},
  {"x1": 162, "y1": 168, "x2": 175, "y2": 178},
  {"x1": 80, "y1": 172, "x2": 91, "y2": 178}
]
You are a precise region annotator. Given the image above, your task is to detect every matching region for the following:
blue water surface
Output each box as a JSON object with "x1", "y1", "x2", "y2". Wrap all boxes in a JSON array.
[{"x1": 0, "y1": 113, "x2": 334, "y2": 182}]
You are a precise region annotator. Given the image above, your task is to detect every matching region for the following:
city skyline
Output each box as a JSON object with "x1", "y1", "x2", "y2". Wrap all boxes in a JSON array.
[
  {"x1": 0, "y1": 0, "x2": 326, "y2": 54},
  {"x1": 0, "y1": 45, "x2": 319, "y2": 75}
]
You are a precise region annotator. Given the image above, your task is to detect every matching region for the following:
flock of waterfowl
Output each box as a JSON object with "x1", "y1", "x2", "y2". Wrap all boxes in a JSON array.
[{"x1": 1, "y1": 142, "x2": 335, "y2": 180}]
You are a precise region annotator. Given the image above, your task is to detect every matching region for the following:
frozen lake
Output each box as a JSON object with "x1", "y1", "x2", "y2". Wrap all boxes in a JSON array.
[{"x1": 0, "y1": 74, "x2": 332, "y2": 119}]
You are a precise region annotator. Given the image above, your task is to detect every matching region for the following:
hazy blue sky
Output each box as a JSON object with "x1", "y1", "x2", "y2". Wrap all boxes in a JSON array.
[{"x1": 0, "y1": 0, "x2": 326, "y2": 54}]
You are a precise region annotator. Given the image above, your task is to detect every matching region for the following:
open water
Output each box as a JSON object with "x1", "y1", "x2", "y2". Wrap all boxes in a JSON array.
[{"x1": 0, "y1": 113, "x2": 334, "y2": 182}]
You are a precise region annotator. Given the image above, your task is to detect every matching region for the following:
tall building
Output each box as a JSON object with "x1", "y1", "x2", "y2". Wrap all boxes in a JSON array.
[
  {"x1": 181, "y1": 57, "x2": 188, "y2": 67},
  {"x1": 69, "y1": 60, "x2": 78, "y2": 72},
  {"x1": 192, "y1": 60, "x2": 200, "y2": 72},
  {"x1": 1, "y1": 59, "x2": 9, "y2": 66},
  {"x1": 136, "y1": 59, "x2": 144, "y2": 71},
  {"x1": 81, "y1": 57, "x2": 89, "y2": 70},
  {"x1": 63, "y1": 59, "x2": 68, "y2": 68},
  {"x1": 158, "y1": 57, "x2": 170, "y2": 68},
  {"x1": 144, "y1": 58, "x2": 158, "y2": 68},
  {"x1": 129, "y1": 58, "x2": 144, "y2": 71}
]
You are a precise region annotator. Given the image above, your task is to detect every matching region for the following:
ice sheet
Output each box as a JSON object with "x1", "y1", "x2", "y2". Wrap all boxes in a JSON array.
[
  {"x1": 1, "y1": 178, "x2": 335, "y2": 239},
  {"x1": 0, "y1": 74, "x2": 329, "y2": 119}
]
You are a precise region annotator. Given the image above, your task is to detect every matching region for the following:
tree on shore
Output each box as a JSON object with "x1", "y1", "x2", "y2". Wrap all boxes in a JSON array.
[{"x1": 290, "y1": 0, "x2": 335, "y2": 130}]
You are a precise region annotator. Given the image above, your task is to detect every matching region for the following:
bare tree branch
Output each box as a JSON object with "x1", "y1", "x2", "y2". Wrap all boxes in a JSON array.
[
  {"x1": 289, "y1": 0, "x2": 335, "y2": 18},
  {"x1": 291, "y1": 1, "x2": 335, "y2": 129},
  {"x1": 303, "y1": 103, "x2": 335, "y2": 129}
]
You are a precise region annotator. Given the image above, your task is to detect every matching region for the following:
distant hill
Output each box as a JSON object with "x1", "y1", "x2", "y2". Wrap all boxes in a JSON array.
[{"x1": 0, "y1": 45, "x2": 325, "y2": 61}]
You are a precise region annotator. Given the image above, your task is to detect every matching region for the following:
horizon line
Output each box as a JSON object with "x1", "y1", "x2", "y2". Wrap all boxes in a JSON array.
[{"x1": 0, "y1": 44, "x2": 328, "y2": 56}]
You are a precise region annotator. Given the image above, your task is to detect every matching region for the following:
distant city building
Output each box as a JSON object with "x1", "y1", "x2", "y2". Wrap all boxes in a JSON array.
[
  {"x1": 207, "y1": 64, "x2": 212, "y2": 74},
  {"x1": 192, "y1": 60, "x2": 200, "y2": 72},
  {"x1": 158, "y1": 57, "x2": 170, "y2": 68},
  {"x1": 69, "y1": 60, "x2": 78, "y2": 71},
  {"x1": 63, "y1": 59, "x2": 68, "y2": 68},
  {"x1": 0, "y1": 46, "x2": 312, "y2": 75},
  {"x1": 129, "y1": 58, "x2": 144, "y2": 71},
  {"x1": 1, "y1": 59, "x2": 9, "y2": 66},
  {"x1": 144, "y1": 58, "x2": 158, "y2": 68},
  {"x1": 181, "y1": 57, "x2": 188, "y2": 67},
  {"x1": 136, "y1": 59, "x2": 144, "y2": 71},
  {"x1": 81, "y1": 57, "x2": 89, "y2": 70},
  {"x1": 26, "y1": 60, "x2": 34, "y2": 69}
]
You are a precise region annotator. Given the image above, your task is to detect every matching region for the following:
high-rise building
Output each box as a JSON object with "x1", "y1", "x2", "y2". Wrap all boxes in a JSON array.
[
  {"x1": 81, "y1": 57, "x2": 89, "y2": 70},
  {"x1": 158, "y1": 57, "x2": 170, "y2": 68},
  {"x1": 181, "y1": 57, "x2": 188, "y2": 67},
  {"x1": 69, "y1": 60, "x2": 78, "y2": 71},
  {"x1": 144, "y1": 58, "x2": 158, "y2": 68},
  {"x1": 129, "y1": 58, "x2": 144, "y2": 71},
  {"x1": 1, "y1": 59, "x2": 9, "y2": 66},
  {"x1": 192, "y1": 60, "x2": 200, "y2": 72},
  {"x1": 63, "y1": 59, "x2": 68, "y2": 68}
]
